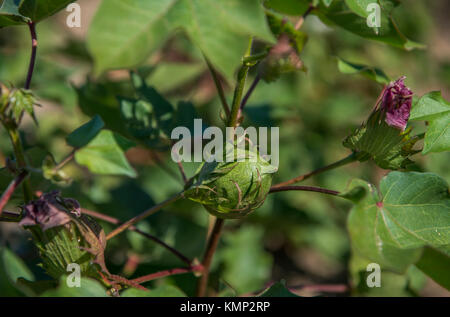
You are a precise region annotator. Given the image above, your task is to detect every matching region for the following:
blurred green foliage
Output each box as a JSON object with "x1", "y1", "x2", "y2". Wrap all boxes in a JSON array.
[{"x1": 0, "y1": 0, "x2": 449, "y2": 297}]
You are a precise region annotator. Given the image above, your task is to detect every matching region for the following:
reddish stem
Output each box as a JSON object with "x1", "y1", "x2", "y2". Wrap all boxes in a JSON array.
[
  {"x1": 269, "y1": 185, "x2": 340, "y2": 196},
  {"x1": 196, "y1": 218, "x2": 225, "y2": 297},
  {"x1": 0, "y1": 171, "x2": 28, "y2": 216},
  {"x1": 81, "y1": 208, "x2": 192, "y2": 266},
  {"x1": 25, "y1": 22, "x2": 37, "y2": 90},
  {"x1": 131, "y1": 265, "x2": 203, "y2": 285}
]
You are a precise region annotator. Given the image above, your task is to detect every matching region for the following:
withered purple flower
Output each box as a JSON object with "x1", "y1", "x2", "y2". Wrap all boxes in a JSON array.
[
  {"x1": 19, "y1": 190, "x2": 81, "y2": 231},
  {"x1": 379, "y1": 76, "x2": 413, "y2": 130}
]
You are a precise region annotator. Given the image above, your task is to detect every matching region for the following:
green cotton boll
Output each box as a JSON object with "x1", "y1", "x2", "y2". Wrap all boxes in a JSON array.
[
  {"x1": 185, "y1": 146, "x2": 278, "y2": 219},
  {"x1": 19, "y1": 191, "x2": 107, "y2": 280}
]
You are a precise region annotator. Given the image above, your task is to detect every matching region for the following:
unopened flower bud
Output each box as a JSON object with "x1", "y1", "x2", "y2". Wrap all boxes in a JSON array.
[{"x1": 343, "y1": 76, "x2": 419, "y2": 170}]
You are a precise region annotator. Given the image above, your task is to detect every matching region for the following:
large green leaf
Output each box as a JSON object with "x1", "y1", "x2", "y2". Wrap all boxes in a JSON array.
[
  {"x1": 415, "y1": 247, "x2": 450, "y2": 291},
  {"x1": 87, "y1": 0, "x2": 274, "y2": 81},
  {"x1": 315, "y1": 1, "x2": 424, "y2": 50},
  {"x1": 0, "y1": 0, "x2": 75, "y2": 27},
  {"x1": 74, "y1": 130, "x2": 137, "y2": 178},
  {"x1": 409, "y1": 91, "x2": 450, "y2": 154},
  {"x1": 346, "y1": 171, "x2": 450, "y2": 272},
  {"x1": 66, "y1": 114, "x2": 104, "y2": 148}
]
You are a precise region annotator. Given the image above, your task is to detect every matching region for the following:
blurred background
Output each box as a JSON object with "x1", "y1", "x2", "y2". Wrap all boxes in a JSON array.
[{"x1": 0, "y1": 0, "x2": 449, "y2": 296}]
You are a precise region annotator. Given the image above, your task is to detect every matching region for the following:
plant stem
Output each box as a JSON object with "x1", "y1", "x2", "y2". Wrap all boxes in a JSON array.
[
  {"x1": 105, "y1": 191, "x2": 184, "y2": 240},
  {"x1": 176, "y1": 161, "x2": 188, "y2": 184},
  {"x1": 272, "y1": 153, "x2": 357, "y2": 188},
  {"x1": 82, "y1": 208, "x2": 192, "y2": 265},
  {"x1": 240, "y1": 72, "x2": 261, "y2": 112},
  {"x1": 0, "y1": 170, "x2": 28, "y2": 216},
  {"x1": 227, "y1": 38, "x2": 253, "y2": 127},
  {"x1": 294, "y1": 4, "x2": 315, "y2": 30},
  {"x1": 205, "y1": 57, "x2": 230, "y2": 117},
  {"x1": 196, "y1": 217, "x2": 225, "y2": 297},
  {"x1": 53, "y1": 149, "x2": 76, "y2": 172},
  {"x1": 5, "y1": 127, "x2": 32, "y2": 202},
  {"x1": 269, "y1": 185, "x2": 340, "y2": 196},
  {"x1": 131, "y1": 265, "x2": 203, "y2": 285},
  {"x1": 25, "y1": 22, "x2": 37, "y2": 90},
  {"x1": 0, "y1": 211, "x2": 21, "y2": 222}
]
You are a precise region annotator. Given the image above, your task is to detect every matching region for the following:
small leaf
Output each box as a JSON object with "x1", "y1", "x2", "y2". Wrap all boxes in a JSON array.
[
  {"x1": 336, "y1": 58, "x2": 390, "y2": 84},
  {"x1": 66, "y1": 114, "x2": 105, "y2": 148},
  {"x1": 409, "y1": 91, "x2": 450, "y2": 154},
  {"x1": 259, "y1": 282, "x2": 300, "y2": 297},
  {"x1": 347, "y1": 172, "x2": 450, "y2": 272},
  {"x1": 74, "y1": 130, "x2": 137, "y2": 177},
  {"x1": 315, "y1": 1, "x2": 424, "y2": 50}
]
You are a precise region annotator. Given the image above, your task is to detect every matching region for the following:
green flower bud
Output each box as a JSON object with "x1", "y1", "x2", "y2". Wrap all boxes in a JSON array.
[
  {"x1": 185, "y1": 146, "x2": 277, "y2": 219},
  {"x1": 19, "y1": 191, "x2": 106, "y2": 279}
]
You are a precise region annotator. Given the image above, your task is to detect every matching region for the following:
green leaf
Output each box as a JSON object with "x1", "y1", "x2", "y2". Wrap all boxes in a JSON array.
[
  {"x1": 74, "y1": 130, "x2": 137, "y2": 177},
  {"x1": 336, "y1": 57, "x2": 390, "y2": 84},
  {"x1": 315, "y1": 1, "x2": 424, "y2": 50},
  {"x1": 66, "y1": 114, "x2": 105, "y2": 148},
  {"x1": 415, "y1": 247, "x2": 450, "y2": 291},
  {"x1": 87, "y1": 0, "x2": 173, "y2": 75},
  {"x1": 121, "y1": 285, "x2": 186, "y2": 297},
  {"x1": 346, "y1": 172, "x2": 450, "y2": 272},
  {"x1": 0, "y1": 247, "x2": 35, "y2": 296},
  {"x1": 345, "y1": 0, "x2": 399, "y2": 18},
  {"x1": 259, "y1": 282, "x2": 300, "y2": 297},
  {"x1": 0, "y1": 0, "x2": 75, "y2": 27},
  {"x1": 120, "y1": 72, "x2": 177, "y2": 149},
  {"x1": 19, "y1": 0, "x2": 75, "y2": 23},
  {"x1": 409, "y1": 91, "x2": 450, "y2": 154},
  {"x1": 349, "y1": 252, "x2": 426, "y2": 296},
  {"x1": 220, "y1": 226, "x2": 273, "y2": 294},
  {"x1": 0, "y1": 0, "x2": 29, "y2": 27},
  {"x1": 41, "y1": 276, "x2": 107, "y2": 297},
  {"x1": 264, "y1": 0, "x2": 310, "y2": 16},
  {"x1": 88, "y1": 0, "x2": 274, "y2": 81},
  {"x1": 145, "y1": 63, "x2": 205, "y2": 92}
]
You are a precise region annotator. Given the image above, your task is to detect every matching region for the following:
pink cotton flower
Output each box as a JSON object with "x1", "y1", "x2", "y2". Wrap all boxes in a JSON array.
[
  {"x1": 19, "y1": 191, "x2": 81, "y2": 231},
  {"x1": 379, "y1": 76, "x2": 413, "y2": 130}
]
